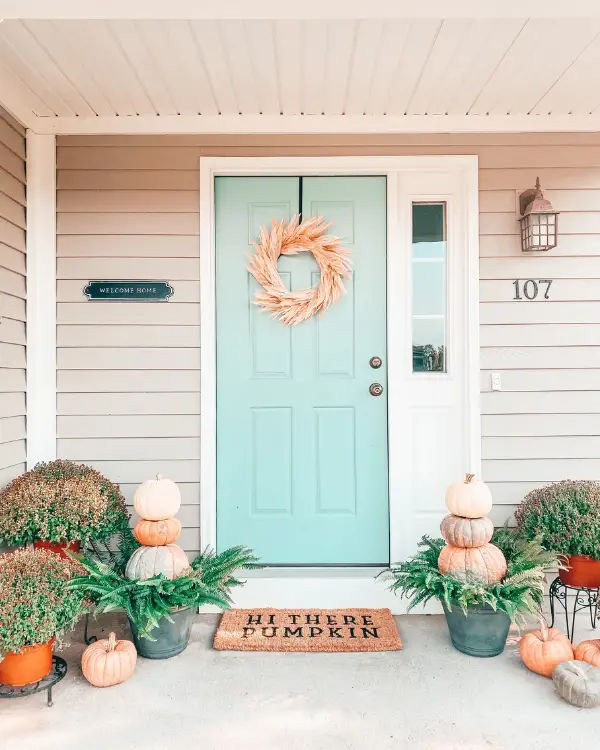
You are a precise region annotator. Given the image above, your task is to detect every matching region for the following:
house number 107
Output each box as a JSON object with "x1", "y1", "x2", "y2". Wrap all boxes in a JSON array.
[{"x1": 512, "y1": 279, "x2": 553, "y2": 300}]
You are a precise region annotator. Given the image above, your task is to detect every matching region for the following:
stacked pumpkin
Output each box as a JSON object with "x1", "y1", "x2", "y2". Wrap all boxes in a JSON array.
[
  {"x1": 438, "y1": 473, "x2": 507, "y2": 585},
  {"x1": 126, "y1": 474, "x2": 190, "y2": 580}
]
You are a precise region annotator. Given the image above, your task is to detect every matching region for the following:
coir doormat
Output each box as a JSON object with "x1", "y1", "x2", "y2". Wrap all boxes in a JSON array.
[{"x1": 213, "y1": 608, "x2": 402, "y2": 652}]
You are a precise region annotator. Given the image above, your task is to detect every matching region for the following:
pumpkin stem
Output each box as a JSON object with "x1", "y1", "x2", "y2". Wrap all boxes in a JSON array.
[
  {"x1": 107, "y1": 632, "x2": 116, "y2": 652},
  {"x1": 539, "y1": 619, "x2": 549, "y2": 642},
  {"x1": 156, "y1": 473, "x2": 162, "y2": 481},
  {"x1": 465, "y1": 473, "x2": 475, "y2": 484},
  {"x1": 572, "y1": 663, "x2": 586, "y2": 678}
]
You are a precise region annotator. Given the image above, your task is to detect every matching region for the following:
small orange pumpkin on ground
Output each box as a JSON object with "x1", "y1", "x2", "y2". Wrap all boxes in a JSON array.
[
  {"x1": 519, "y1": 621, "x2": 574, "y2": 677},
  {"x1": 440, "y1": 515, "x2": 494, "y2": 548},
  {"x1": 574, "y1": 639, "x2": 600, "y2": 668},
  {"x1": 82, "y1": 632, "x2": 137, "y2": 688},
  {"x1": 438, "y1": 543, "x2": 507, "y2": 584},
  {"x1": 134, "y1": 516, "x2": 181, "y2": 546}
]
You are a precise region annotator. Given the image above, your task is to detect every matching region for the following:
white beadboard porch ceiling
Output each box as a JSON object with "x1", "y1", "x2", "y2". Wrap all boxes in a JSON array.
[{"x1": 4, "y1": 16, "x2": 600, "y2": 131}]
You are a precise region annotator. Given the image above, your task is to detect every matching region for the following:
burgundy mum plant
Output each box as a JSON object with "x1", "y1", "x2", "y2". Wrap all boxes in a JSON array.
[
  {"x1": 515, "y1": 480, "x2": 600, "y2": 560},
  {"x1": 0, "y1": 460, "x2": 130, "y2": 547},
  {"x1": 0, "y1": 548, "x2": 86, "y2": 657}
]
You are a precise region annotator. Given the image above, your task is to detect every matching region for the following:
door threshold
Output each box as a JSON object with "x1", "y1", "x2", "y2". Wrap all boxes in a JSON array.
[
  {"x1": 204, "y1": 566, "x2": 414, "y2": 613},
  {"x1": 244, "y1": 567, "x2": 386, "y2": 579}
]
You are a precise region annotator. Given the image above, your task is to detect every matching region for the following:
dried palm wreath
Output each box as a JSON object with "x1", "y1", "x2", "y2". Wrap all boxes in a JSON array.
[{"x1": 247, "y1": 215, "x2": 351, "y2": 325}]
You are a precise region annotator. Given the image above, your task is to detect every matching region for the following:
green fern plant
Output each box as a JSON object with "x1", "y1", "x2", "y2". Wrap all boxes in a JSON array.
[
  {"x1": 381, "y1": 528, "x2": 562, "y2": 623},
  {"x1": 86, "y1": 518, "x2": 140, "y2": 575},
  {"x1": 68, "y1": 545, "x2": 260, "y2": 639}
]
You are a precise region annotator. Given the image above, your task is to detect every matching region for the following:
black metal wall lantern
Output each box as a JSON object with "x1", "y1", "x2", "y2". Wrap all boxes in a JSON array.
[{"x1": 518, "y1": 177, "x2": 559, "y2": 252}]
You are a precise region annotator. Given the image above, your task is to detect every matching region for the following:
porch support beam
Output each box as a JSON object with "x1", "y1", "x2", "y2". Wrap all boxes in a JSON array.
[
  {"x1": 1, "y1": 0, "x2": 599, "y2": 19},
  {"x1": 26, "y1": 132, "x2": 57, "y2": 468},
  {"x1": 32, "y1": 114, "x2": 600, "y2": 136}
]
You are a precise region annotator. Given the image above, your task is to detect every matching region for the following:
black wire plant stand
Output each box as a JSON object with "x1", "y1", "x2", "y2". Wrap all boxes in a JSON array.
[
  {"x1": 83, "y1": 612, "x2": 98, "y2": 645},
  {"x1": 0, "y1": 656, "x2": 67, "y2": 707},
  {"x1": 548, "y1": 576, "x2": 600, "y2": 643}
]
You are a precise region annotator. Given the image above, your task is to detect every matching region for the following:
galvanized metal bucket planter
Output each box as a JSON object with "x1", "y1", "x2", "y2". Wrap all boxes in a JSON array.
[
  {"x1": 442, "y1": 601, "x2": 511, "y2": 657},
  {"x1": 128, "y1": 607, "x2": 194, "y2": 659}
]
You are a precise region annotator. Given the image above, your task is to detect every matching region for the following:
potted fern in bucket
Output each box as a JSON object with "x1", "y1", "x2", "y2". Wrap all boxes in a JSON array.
[
  {"x1": 383, "y1": 529, "x2": 561, "y2": 657},
  {"x1": 69, "y1": 542, "x2": 259, "y2": 658}
]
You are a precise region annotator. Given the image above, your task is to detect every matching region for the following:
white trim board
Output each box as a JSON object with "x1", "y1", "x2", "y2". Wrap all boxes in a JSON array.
[
  {"x1": 26, "y1": 133, "x2": 58, "y2": 468},
  {"x1": 26, "y1": 113, "x2": 600, "y2": 135},
  {"x1": 199, "y1": 155, "x2": 480, "y2": 612},
  {"x1": 0, "y1": 0, "x2": 597, "y2": 19}
]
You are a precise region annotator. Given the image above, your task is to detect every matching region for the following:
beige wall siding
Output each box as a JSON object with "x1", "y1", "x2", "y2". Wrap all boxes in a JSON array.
[
  {"x1": 0, "y1": 108, "x2": 25, "y2": 487},
  {"x1": 57, "y1": 132, "x2": 600, "y2": 547}
]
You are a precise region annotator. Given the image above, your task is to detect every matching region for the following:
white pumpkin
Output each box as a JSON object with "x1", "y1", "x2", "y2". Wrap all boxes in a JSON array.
[
  {"x1": 133, "y1": 474, "x2": 181, "y2": 521},
  {"x1": 553, "y1": 660, "x2": 600, "y2": 708},
  {"x1": 445, "y1": 473, "x2": 493, "y2": 519},
  {"x1": 125, "y1": 544, "x2": 190, "y2": 581}
]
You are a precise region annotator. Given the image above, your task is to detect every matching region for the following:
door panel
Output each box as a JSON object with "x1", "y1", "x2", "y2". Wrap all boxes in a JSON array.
[{"x1": 215, "y1": 175, "x2": 388, "y2": 564}]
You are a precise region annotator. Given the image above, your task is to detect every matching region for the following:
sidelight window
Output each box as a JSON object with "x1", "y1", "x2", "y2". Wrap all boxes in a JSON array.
[{"x1": 411, "y1": 202, "x2": 447, "y2": 373}]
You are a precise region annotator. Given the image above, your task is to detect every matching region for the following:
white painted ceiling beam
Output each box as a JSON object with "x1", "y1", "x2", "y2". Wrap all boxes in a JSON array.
[
  {"x1": 1, "y1": 0, "x2": 600, "y2": 20},
  {"x1": 29, "y1": 113, "x2": 600, "y2": 135}
]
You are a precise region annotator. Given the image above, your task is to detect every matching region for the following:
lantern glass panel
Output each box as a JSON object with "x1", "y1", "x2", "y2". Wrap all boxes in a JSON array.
[{"x1": 520, "y1": 212, "x2": 557, "y2": 251}]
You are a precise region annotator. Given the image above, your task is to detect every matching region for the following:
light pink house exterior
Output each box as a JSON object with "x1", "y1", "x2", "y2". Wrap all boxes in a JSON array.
[{"x1": 1, "y1": 4, "x2": 600, "y2": 608}]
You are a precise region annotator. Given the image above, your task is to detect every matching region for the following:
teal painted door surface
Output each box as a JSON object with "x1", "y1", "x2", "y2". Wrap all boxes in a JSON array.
[{"x1": 215, "y1": 176, "x2": 388, "y2": 564}]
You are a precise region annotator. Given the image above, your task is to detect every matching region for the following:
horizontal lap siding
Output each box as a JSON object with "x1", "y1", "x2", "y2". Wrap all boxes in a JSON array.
[
  {"x1": 56, "y1": 147, "x2": 201, "y2": 551},
  {"x1": 477, "y1": 147, "x2": 600, "y2": 511},
  {"x1": 57, "y1": 133, "x2": 600, "y2": 537},
  {"x1": 0, "y1": 108, "x2": 25, "y2": 488}
]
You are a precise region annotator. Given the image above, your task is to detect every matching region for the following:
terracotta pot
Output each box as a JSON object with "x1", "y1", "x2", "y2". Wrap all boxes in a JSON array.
[
  {"x1": 0, "y1": 637, "x2": 55, "y2": 686},
  {"x1": 559, "y1": 554, "x2": 600, "y2": 588},
  {"x1": 33, "y1": 540, "x2": 81, "y2": 559}
]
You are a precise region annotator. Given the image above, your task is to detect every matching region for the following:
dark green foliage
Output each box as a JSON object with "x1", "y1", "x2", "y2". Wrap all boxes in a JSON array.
[
  {"x1": 68, "y1": 545, "x2": 261, "y2": 639},
  {"x1": 0, "y1": 548, "x2": 87, "y2": 656},
  {"x1": 87, "y1": 521, "x2": 141, "y2": 576},
  {"x1": 0, "y1": 459, "x2": 130, "y2": 546},
  {"x1": 515, "y1": 480, "x2": 600, "y2": 558},
  {"x1": 382, "y1": 528, "x2": 561, "y2": 623}
]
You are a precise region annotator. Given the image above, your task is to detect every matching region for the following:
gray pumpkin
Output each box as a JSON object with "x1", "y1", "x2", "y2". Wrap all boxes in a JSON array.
[{"x1": 552, "y1": 660, "x2": 600, "y2": 708}]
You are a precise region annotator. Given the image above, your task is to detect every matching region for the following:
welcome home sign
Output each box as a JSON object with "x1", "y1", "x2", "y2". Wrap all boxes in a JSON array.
[{"x1": 84, "y1": 281, "x2": 174, "y2": 301}]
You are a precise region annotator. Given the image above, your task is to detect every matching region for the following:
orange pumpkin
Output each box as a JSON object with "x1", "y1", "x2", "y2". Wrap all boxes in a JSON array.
[
  {"x1": 438, "y1": 543, "x2": 507, "y2": 584},
  {"x1": 519, "y1": 621, "x2": 574, "y2": 677},
  {"x1": 574, "y1": 639, "x2": 600, "y2": 668},
  {"x1": 445, "y1": 473, "x2": 493, "y2": 519},
  {"x1": 440, "y1": 515, "x2": 494, "y2": 548},
  {"x1": 134, "y1": 517, "x2": 181, "y2": 546},
  {"x1": 81, "y1": 632, "x2": 137, "y2": 688}
]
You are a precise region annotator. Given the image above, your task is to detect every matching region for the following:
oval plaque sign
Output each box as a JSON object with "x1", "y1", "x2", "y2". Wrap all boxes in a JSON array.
[{"x1": 84, "y1": 281, "x2": 174, "y2": 301}]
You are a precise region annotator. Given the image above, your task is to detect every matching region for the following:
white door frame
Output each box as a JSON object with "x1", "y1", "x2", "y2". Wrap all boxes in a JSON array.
[{"x1": 199, "y1": 155, "x2": 480, "y2": 610}]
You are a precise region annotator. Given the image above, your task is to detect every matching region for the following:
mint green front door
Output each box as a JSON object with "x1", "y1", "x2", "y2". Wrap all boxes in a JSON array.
[{"x1": 215, "y1": 176, "x2": 388, "y2": 564}]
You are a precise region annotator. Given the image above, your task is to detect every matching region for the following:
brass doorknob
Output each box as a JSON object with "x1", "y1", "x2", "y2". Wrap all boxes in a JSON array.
[
  {"x1": 369, "y1": 383, "x2": 383, "y2": 397},
  {"x1": 369, "y1": 356, "x2": 382, "y2": 369}
]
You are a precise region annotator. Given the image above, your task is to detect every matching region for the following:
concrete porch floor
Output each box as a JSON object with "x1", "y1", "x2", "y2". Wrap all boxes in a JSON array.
[{"x1": 1, "y1": 610, "x2": 598, "y2": 750}]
